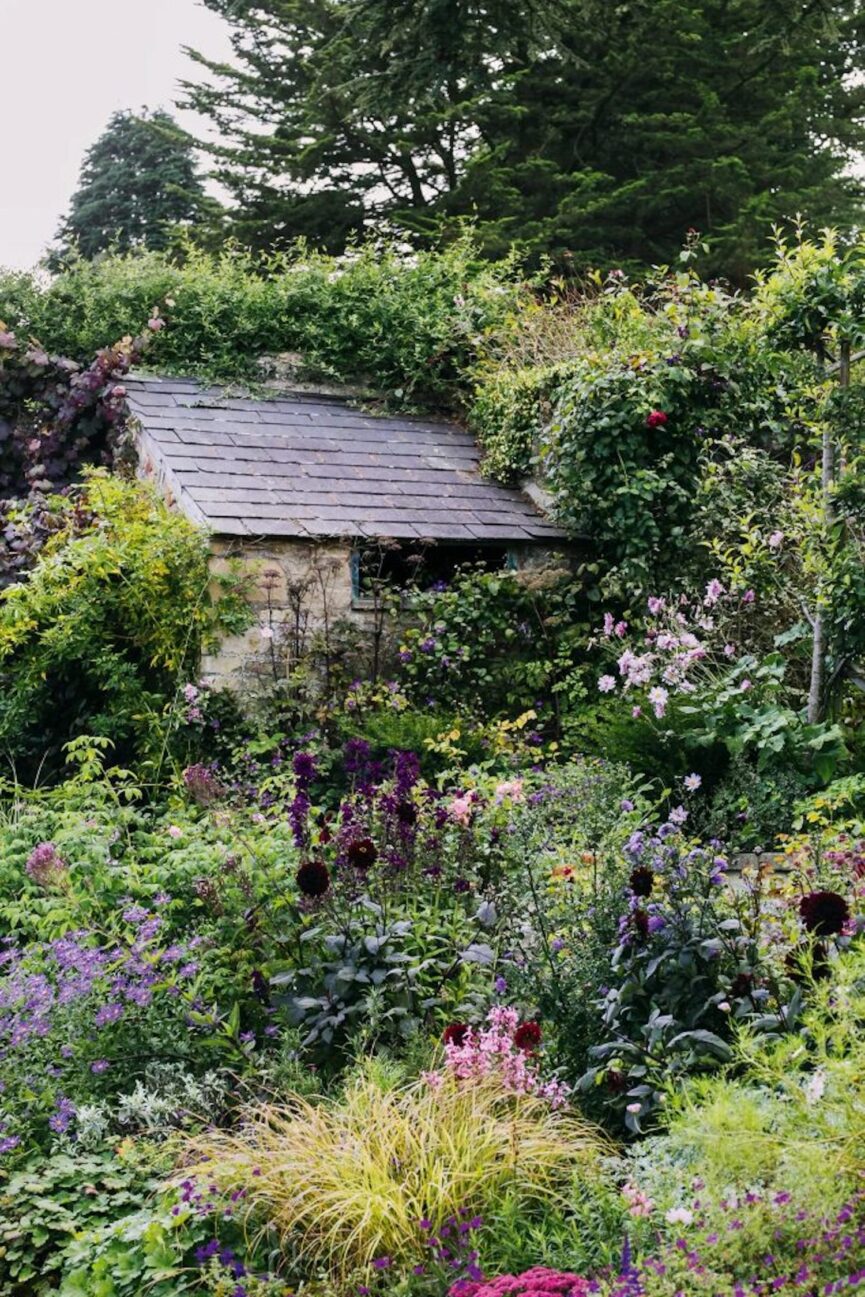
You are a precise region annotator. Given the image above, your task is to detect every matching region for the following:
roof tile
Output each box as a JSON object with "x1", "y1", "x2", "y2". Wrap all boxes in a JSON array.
[{"x1": 127, "y1": 376, "x2": 568, "y2": 544}]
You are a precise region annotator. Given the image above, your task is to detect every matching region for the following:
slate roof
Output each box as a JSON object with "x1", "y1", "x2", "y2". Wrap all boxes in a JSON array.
[{"x1": 126, "y1": 375, "x2": 567, "y2": 544}]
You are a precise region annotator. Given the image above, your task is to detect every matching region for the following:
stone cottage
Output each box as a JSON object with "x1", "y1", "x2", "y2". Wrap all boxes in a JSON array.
[{"x1": 126, "y1": 374, "x2": 568, "y2": 686}]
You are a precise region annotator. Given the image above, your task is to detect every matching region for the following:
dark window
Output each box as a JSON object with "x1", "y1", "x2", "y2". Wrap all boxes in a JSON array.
[{"x1": 352, "y1": 541, "x2": 513, "y2": 603}]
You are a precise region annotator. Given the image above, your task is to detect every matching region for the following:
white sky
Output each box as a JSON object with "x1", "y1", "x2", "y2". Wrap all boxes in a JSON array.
[{"x1": 0, "y1": 0, "x2": 233, "y2": 270}]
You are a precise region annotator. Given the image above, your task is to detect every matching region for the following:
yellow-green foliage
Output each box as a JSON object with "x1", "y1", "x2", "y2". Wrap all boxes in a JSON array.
[
  {"x1": 0, "y1": 471, "x2": 249, "y2": 775},
  {"x1": 180, "y1": 1067, "x2": 611, "y2": 1278},
  {"x1": 659, "y1": 944, "x2": 865, "y2": 1209}
]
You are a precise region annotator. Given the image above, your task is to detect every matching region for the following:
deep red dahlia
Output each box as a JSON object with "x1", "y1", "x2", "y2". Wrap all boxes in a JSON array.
[
  {"x1": 629, "y1": 866, "x2": 655, "y2": 897},
  {"x1": 442, "y1": 1022, "x2": 469, "y2": 1047},
  {"x1": 799, "y1": 890, "x2": 849, "y2": 936},
  {"x1": 295, "y1": 859, "x2": 330, "y2": 898},
  {"x1": 514, "y1": 1020, "x2": 542, "y2": 1052},
  {"x1": 346, "y1": 836, "x2": 378, "y2": 869},
  {"x1": 646, "y1": 409, "x2": 669, "y2": 429}
]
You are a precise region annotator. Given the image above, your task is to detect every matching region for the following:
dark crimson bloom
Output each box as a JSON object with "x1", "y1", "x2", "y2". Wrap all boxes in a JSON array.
[
  {"x1": 729, "y1": 971, "x2": 754, "y2": 999},
  {"x1": 799, "y1": 890, "x2": 849, "y2": 936},
  {"x1": 296, "y1": 859, "x2": 330, "y2": 898},
  {"x1": 514, "y1": 1020, "x2": 542, "y2": 1052},
  {"x1": 442, "y1": 1022, "x2": 469, "y2": 1047},
  {"x1": 347, "y1": 837, "x2": 377, "y2": 870},
  {"x1": 631, "y1": 909, "x2": 650, "y2": 941},
  {"x1": 646, "y1": 409, "x2": 669, "y2": 428},
  {"x1": 629, "y1": 866, "x2": 655, "y2": 897}
]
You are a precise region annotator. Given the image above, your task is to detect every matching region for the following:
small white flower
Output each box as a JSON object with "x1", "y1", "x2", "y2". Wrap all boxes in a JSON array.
[
  {"x1": 598, "y1": 674, "x2": 617, "y2": 693},
  {"x1": 684, "y1": 773, "x2": 702, "y2": 792},
  {"x1": 803, "y1": 1070, "x2": 826, "y2": 1104},
  {"x1": 718, "y1": 1000, "x2": 732, "y2": 1014},
  {"x1": 626, "y1": 1102, "x2": 642, "y2": 1114},
  {"x1": 665, "y1": 1207, "x2": 694, "y2": 1226}
]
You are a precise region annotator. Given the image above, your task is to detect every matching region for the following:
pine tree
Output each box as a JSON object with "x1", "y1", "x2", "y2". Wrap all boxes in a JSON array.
[
  {"x1": 55, "y1": 109, "x2": 211, "y2": 261},
  {"x1": 184, "y1": 0, "x2": 865, "y2": 278}
]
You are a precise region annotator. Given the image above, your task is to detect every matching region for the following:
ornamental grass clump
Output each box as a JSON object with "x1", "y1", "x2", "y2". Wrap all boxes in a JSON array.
[{"x1": 179, "y1": 1069, "x2": 611, "y2": 1278}]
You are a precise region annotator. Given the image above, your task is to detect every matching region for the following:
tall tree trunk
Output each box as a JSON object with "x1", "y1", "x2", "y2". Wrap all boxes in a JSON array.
[{"x1": 807, "y1": 339, "x2": 848, "y2": 723}]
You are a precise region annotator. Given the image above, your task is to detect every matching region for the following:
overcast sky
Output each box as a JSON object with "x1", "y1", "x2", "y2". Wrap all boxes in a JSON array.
[{"x1": 0, "y1": 0, "x2": 232, "y2": 270}]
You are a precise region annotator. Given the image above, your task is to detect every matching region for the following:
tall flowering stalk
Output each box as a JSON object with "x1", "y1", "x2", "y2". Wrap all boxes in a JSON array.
[{"x1": 426, "y1": 1006, "x2": 570, "y2": 1109}]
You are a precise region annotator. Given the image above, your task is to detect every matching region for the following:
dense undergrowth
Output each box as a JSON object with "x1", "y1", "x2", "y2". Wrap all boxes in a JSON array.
[{"x1": 0, "y1": 228, "x2": 864, "y2": 1295}]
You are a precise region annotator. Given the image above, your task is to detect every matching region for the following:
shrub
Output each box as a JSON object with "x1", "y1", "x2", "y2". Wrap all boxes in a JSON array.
[
  {"x1": 579, "y1": 811, "x2": 795, "y2": 1133},
  {"x1": 643, "y1": 943, "x2": 865, "y2": 1212},
  {"x1": 397, "y1": 566, "x2": 589, "y2": 737},
  {"x1": 180, "y1": 1068, "x2": 610, "y2": 1279},
  {"x1": 0, "y1": 472, "x2": 249, "y2": 779},
  {"x1": 0, "y1": 238, "x2": 525, "y2": 406},
  {"x1": 492, "y1": 760, "x2": 646, "y2": 1089}
]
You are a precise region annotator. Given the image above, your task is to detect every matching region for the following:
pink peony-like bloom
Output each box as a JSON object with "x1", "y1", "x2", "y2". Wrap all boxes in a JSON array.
[
  {"x1": 494, "y1": 779, "x2": 524, "y2": 805},
  {"x1": 648, "y1": 685, "x2": 669, "y2": 718},
  {"x1": 622, "y1": 1181, "x2": 654, "y2": 1217},
  {"x1": 598, "y1": 675, "x2": 617, "y2": 694},
  {"x1": 450, "y1": 794, "x2": 474, "y2": 826},
  {"x1": 704, "y1": 578, "x2": 724, "y2": 606}
]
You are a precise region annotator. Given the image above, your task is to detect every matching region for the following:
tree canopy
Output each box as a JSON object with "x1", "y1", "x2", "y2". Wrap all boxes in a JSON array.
[
  {"x1": 184, "y1": 0, "x2": 865, "y2": 278},
  {"x1": 55, "y1": 109, "x2": 211, "y2": 261}
]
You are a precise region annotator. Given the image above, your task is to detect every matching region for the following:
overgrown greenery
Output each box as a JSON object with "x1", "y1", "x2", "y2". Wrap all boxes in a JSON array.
[
  {"x1": 0, "y1": 237, "x2": 523, "y2": 403},
  {"x1": 0, "y1": 473, "x2": 248, "y2": 779}
]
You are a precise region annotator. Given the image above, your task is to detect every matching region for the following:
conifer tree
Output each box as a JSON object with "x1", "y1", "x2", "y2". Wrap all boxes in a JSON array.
[
  {"x1": 55, "y1": 109, "x2": 211, "y2": 260},
  {"x1": 185, "y1": 0, "x2": 865, "y2": 278}
]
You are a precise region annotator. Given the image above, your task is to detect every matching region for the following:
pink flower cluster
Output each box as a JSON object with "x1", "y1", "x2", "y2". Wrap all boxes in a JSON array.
[
  {"x1": 426, "y1": 1007, "x2": 570, "y2": 1108},
  {"x1": 451, "y1": 1267, "x2": 591, "y2": 1297},
  {"x1": 596, "y1": 583, "x2": 755, "y2": 718}
]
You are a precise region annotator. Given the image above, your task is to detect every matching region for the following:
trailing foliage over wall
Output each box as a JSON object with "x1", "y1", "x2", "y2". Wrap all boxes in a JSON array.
[{"x1": 0, "y1": 238, "x2": 525, "y2": 405}]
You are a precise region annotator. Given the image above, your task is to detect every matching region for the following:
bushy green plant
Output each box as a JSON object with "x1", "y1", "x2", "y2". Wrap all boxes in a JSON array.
[
  {"x1": 397, "y1": 565, "x2": 589, "y2": 737},
  {"x1": 491, "y1": 760, "x2": 647, "y2": 1089},
  {"x1": 579, "y1": 812, "x2": 794, "y2": 1134},
  {"x1": 0, "y1": 1142, "x2": 164, "y2": 1297},
  {"x1": 0, "y1": 473, "x2": 249, "y2": 780},
  {"x1": 0, "y1": 237, "x2": 525, "y2": 406}
]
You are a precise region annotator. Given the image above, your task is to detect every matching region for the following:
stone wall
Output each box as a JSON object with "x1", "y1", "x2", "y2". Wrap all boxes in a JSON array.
[
  {"x1": 203, "y1": 536, "x2": 361, "y2": 690},
  {"x1": 202, "y1": 536, "x2": 569, "y2": 693}
]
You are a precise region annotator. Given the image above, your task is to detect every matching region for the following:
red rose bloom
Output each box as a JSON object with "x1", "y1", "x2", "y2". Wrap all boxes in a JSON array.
[
  {"x1": 296, "y1": 859, "x2": 330, "y2": 898},
  {"x1": 514, "y1": 1020, "x2": 542, "y2": 1052},
  {"x1": 442, "y1": 1022, "x2": 469, "y2": 1047},
  {"x1": 646, "y1": 409, "x2": 668, "y2": 428}
]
